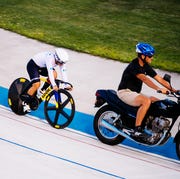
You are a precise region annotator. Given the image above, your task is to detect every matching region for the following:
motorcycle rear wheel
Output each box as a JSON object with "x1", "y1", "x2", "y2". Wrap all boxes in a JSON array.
[{"x1": 93, "y1": 105, "x2": 125, "y2": 145}]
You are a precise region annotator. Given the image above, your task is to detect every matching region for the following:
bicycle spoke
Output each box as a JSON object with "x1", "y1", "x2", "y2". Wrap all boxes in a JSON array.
[
  {"x1": 61, "y1": 110, "x2": 71, "y2": 119},
  {"x1": 54, "y1": 110, "x2": 60, "y2": 125},
  {"x1": 61, "y1": 98, "x2": 70, "y2": 108},
  {"x1": 46, "y1": 105, "x2": 57, "y2": 111}
]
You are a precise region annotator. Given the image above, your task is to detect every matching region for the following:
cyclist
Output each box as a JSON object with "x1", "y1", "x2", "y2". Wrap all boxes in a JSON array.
[
  {"x1": 22, "y1": 48, "x2": 72, "y2": 112},
  {"x1": 117, "y1": 42, "x2": 177, "y2": 138}
]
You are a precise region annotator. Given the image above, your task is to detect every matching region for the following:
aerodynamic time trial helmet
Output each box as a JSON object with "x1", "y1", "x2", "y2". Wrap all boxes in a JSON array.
[
  {"x1": 55, "y1": 48, "x2": 69, "y2": 64},
  {"x1": 136, "y1": 42, "x2": 155, "y2": 57}
]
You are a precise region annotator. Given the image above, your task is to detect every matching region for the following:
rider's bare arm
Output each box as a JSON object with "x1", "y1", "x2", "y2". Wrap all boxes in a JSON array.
[
  {"x1": 154, "y1": 74, "x2": 176, "y2": 92},
  {"x1": 136, "y1": 73, "x2": 168, "y2": 94}
]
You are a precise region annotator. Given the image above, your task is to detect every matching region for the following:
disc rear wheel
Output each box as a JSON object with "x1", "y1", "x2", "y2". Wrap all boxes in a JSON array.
[{"x1": 8, "y1": 77, "x2": 30, "y2": 115}]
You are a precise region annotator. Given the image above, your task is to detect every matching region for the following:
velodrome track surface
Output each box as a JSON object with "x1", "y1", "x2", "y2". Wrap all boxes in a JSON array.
[
  {"x1": 0, "y1": 105, "x2": 180, "y2": 179},
  {"x1": 0, "y1": 28, "x2": 180, "y2": 178}
]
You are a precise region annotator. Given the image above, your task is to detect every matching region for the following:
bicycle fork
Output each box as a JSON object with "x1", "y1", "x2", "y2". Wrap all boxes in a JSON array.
[{"x1": 54, "y1": 91, "x2": 61, "y2": 108}]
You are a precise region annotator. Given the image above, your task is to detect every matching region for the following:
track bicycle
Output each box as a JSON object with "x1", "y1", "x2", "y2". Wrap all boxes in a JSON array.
[{"x1": 8, "y1": 77, "x2": 75, "y2": 129}]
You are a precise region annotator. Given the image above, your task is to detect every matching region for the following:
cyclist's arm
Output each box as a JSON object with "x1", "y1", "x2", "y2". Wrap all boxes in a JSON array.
[
  {"x1": 59, "y1": 64, "x2": 72, "y2": 90},
  {"x1": 46, "y1": 58, "x2": 56, "y2": 87},
  {"x1": 59, "y1": 64, "x2": 68, "y2": 82}
]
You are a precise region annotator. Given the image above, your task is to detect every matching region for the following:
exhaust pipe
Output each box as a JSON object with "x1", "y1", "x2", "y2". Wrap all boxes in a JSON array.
[{"x1": 101, "y1": 119, "x2": 132, "y2": 140}]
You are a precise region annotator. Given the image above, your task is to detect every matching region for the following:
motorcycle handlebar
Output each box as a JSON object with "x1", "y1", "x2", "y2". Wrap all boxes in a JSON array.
[
  {"x1": 157, "y1": 90, "x2": 170, "y2": 95},
  {"x1": 157, "y1": 89, "x2": 180, "y2": 98}
]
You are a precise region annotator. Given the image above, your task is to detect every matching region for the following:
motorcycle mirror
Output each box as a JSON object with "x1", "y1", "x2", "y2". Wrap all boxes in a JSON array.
[{"x1": 163, "y1": 74, "x2": 171, "y2": 83}]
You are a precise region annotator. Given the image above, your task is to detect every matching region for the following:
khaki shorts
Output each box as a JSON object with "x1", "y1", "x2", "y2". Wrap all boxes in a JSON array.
[{"x1": 117, "y1": 89, "x2": 140, "y2": 107}]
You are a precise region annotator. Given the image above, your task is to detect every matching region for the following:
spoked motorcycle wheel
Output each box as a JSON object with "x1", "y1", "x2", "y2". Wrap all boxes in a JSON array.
[
  {"x1": 44, "y1": 89, "x2": 75, "y2": 129},
  {"x1": 93, "y1": 105, "x2": 125, "y2": 145}
]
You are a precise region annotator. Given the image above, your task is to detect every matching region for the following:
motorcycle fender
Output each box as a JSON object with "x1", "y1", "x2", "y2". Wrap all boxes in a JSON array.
[
  {"x1": 95, "y1": 96, "x2": 105, "y2": 107},
  {"x1": 174, "y1": 131, "x2": 180, "y2": 143},
  {"x1": 95, "y1": 89, "x2": 114, "y2": 107}
]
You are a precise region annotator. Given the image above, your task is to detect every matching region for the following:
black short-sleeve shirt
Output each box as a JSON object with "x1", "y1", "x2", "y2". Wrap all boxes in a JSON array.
[{"x1": 118, "y1": 58, "x2": 157, "y2": 93}]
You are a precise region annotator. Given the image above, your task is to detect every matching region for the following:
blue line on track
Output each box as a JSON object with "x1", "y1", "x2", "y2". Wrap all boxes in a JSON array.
[
  {"x1": 0, "y1": 137, "x2": 125, "y2": 179},
  {"x1": 0, "y1": 86, "x2": 179, "y2": 160}
]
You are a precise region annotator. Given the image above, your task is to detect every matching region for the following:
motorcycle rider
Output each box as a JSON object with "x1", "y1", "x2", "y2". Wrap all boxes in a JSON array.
[
  {"x1": 117, "y1": 42, "x2": 177, "y2": 138},
  {"x1": 22, "y1": 48, "x2": 72, "y2": 112}
]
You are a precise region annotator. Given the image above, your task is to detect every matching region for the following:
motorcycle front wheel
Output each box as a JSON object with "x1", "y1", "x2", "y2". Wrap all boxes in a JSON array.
[{"x1": 93, "y1": 105, "x2": 125, "y2": 145}]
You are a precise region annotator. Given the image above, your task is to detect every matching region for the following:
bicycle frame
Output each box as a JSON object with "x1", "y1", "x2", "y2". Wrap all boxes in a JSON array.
[
  {"x1": 37, "y1": 77, "x2": 72, "y2": 106},
  {"x1": 39, "y1": 85, "x2": 53, "y2": 100},
  {"x1": 22, "y1": 76, "x2": 71, "y2": 102}
]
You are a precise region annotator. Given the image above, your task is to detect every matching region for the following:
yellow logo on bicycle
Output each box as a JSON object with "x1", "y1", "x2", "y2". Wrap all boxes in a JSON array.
[
  {"x1": 20, "y1": 78, "x2": 26, "y2": 83},
  {"x1": 41, "y1": 87, "x2": 52, "y2": 100}
]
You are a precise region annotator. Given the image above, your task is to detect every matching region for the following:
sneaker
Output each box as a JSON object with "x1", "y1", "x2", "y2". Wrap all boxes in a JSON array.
[{"x1": 22, "y1": 101, "x2": 31, "y2": 113}]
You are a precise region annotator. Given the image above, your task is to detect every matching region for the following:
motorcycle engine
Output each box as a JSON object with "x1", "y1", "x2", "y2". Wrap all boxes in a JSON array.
[
  {"x1": 151, "y1": 117, "x2": 170, "y2": 133},
  {"x1": 145, "y1": 116, "x2": 171, "y2": 144}
]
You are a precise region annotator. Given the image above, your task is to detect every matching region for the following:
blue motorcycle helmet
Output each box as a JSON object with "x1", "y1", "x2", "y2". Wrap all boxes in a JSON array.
[{"x1": 136, "y1": 42, "x2": 155, "y2": 57}]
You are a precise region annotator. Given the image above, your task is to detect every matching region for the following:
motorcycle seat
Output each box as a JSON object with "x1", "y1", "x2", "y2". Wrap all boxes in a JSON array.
[{"x1": 96, "y1": 89, "x2": 138, "y2": 116}]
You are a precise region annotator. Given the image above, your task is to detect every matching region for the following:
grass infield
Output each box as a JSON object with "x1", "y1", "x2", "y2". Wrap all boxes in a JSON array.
[{"x1": 0, "y1": 0, "x2": 179, "y2": 72}]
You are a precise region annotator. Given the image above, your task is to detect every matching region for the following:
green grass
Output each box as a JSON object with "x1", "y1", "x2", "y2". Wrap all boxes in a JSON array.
[{"x1": 0, "y1": 0, "x2": 179, "y2": 72}]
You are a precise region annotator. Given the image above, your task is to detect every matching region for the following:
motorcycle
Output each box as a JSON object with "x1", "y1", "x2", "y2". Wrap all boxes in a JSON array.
[{"x1": 93, "y1": 74, "x2": 180, "y2": 160}]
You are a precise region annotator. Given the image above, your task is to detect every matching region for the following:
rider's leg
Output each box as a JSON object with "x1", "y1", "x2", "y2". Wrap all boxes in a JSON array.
[
  {"x1": 118, "y1": 90, "x2": 152, "y2": 127},
  {"x1": 26, "y1": 59, "x2": 40, "y2": 97},
  {"x1": 133, "y1": 95, "x2": 151, "y2": 127},
  {"x1": 149, "y1": 96, "x2": 159, "y2": 103},
  {"x1": 117, "y1": 89, "x2": 151, "y2": 137},
  {"x1": 27, "y1": 81, "x2": 41, "y2": 96},
  {"x1": 131, "y1": 94, "x2": 152, "y2": 138},
  {"x1": 22, "y1": 59, "x2": 40, "y2": 112}
]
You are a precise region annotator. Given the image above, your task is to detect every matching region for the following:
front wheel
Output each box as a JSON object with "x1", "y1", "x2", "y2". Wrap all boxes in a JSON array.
[
  {"x1": 44, "y1": 89, "x2": 75, "y2": 129},
  {"x1": 93, "y1": 105, "x2": 125, "y2": 145}
]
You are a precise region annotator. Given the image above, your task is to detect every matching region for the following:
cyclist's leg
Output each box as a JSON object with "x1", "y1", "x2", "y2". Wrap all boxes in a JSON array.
[
  {"x1": 26, "y1": 59, "x2": 41, "y2": 95},
  {"x1": 22, "y1": 59, "x2": 40, "y2": 112},
  {"x1": 27, "y1": 81, "x2": 40, "y2": 96}
]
